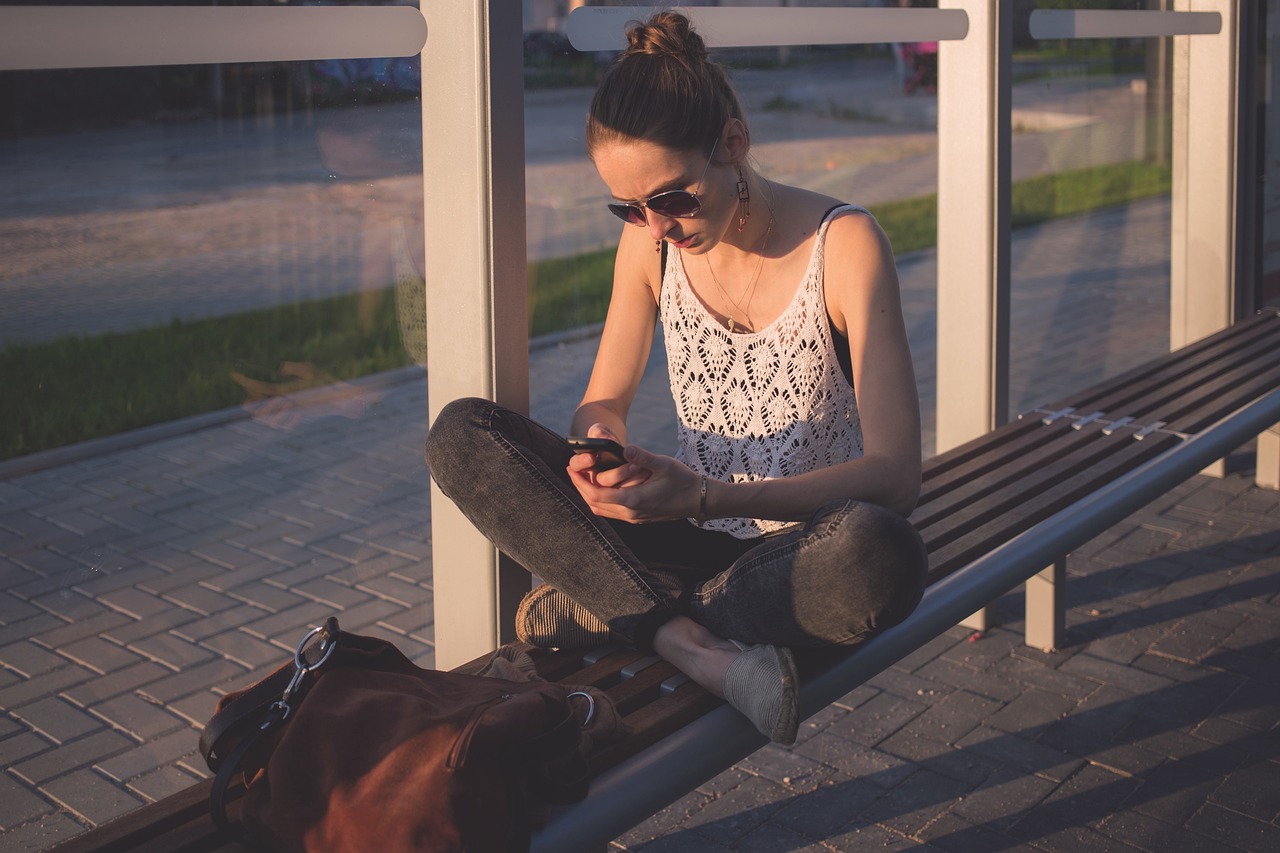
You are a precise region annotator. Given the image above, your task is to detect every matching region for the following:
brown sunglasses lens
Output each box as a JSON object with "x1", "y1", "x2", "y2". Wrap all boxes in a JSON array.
[
  {"x1": 608, "y1": 203, "x2": 646, "y2": 225},
  {"x1": 649, "y1": 191, "x2": 700, "y2": 218}
]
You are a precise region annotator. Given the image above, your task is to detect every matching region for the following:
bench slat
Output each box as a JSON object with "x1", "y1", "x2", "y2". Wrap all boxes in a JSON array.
[
  {"x1": 925, "y1": 432, "x2": 1182, "y2": 582},
  {"x1": 1169, "y1": 363, "x2": 1280, "y2": 434},
  {"x1": 587, "y1": 681, "x2": 721, "y2": 774},
  {"x1": 917, "y1": 419, "x2": 1072, "y2": 508},
  {"x1": 46, "y1": 778, "x2": 248, "y2": 853},
  {"x1": 1093, "y1": 341, "x2": 1280, "y2": 431},
  {"x1": 606, "y1": 660, "x2": 684, "y2": 716},
  {"x1": 918, "y1": 424, "x2": 1161, "y2": 551},
  {"x1": 914, "y1": 421, "x2": 1095, "y2": 531},
  {"x1": 556, "y1": 648, "x2": 647, "y2": 689},
  {"x1": 524, "y1": 647, "x2": 725, "y2": 776},
  {"x1": 922, "y1": 311, "x2": 1279, "y2": 501}
]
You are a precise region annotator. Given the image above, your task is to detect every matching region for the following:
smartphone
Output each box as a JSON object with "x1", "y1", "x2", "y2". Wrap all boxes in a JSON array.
[{"x1": 566, "y1": 436, "x2": 626, "y2": 471}]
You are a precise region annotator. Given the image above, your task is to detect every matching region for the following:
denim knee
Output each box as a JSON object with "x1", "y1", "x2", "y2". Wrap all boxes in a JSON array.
[
  {"x1": 802, "y1": 500, "x2": 928, "y2": 644},
  {"x1": 424, "y1": 397, "x2": 492, "y2": 492}
]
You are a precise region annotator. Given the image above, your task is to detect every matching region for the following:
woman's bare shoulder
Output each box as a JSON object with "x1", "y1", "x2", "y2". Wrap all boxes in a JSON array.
[{"x1": 612, "y1": 222, "x2": 666, "y2": 299}]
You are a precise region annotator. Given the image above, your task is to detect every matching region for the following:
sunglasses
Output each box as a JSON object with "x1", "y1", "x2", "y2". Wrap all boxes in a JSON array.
[{"x1": 607, "y1": 138, "x2": 719, "y2": 226}]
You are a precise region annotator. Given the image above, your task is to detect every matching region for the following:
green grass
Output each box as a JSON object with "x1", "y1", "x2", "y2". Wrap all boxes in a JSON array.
[
  {"x1": 528, "y1": 246, "x2": 618, "y2": 339},
  {"x1": 1, "y1": 159, "x2": 1172, "y2": 461},
  {"x1": 872, "y1": 159, "x2": 1172, "y2": 257},
  {"x1": 1, "y1": 289, "x2": 412, "y2": 460}
]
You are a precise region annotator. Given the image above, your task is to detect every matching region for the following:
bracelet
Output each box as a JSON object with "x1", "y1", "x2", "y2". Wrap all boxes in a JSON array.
[{"x1": 698, "y1": 476, "x2": 708, "y2": 521}]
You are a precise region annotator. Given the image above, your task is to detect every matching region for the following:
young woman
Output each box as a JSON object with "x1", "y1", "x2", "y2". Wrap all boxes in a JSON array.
[{"x1": 426, "y1": 11, "x2": 927, "y2": 745}]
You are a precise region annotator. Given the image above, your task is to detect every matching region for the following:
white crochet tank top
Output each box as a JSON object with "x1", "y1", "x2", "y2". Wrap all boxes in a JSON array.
[{"x1": 661, "y1": 205, "x2": 866, "y2": 538}]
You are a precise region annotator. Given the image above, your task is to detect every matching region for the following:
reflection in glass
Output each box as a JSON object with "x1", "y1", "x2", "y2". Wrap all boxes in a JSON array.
[
  {"x1": 0, "y1": 48, "x2": 431, "y2": 848},
  {"x1": 1007, "y1": 0, "x2": 1173, "y2": 417},
  {"x1": 0, "y1": 58, "x2": 425, "y2": 454}
]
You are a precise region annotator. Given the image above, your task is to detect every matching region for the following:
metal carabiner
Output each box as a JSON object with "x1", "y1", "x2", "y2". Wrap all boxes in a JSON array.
[
  {"x1": 294, "y1": 622, "x2": 338, "y2": 673},
  {"x1": 277, "y1": 622, "x2": 340, "y2": 714}
]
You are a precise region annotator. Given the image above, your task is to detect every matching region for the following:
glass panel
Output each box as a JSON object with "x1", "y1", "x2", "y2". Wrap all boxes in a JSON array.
[
  {"x1": 525, "y1": 1, "x2": 942, "y2": 458},
  {"x1": 1008, "y1": 0, "x2": 1174, "y2": 418},
  {"x1": 0, "y1": 9, "x2": 428, "y2": 847}
]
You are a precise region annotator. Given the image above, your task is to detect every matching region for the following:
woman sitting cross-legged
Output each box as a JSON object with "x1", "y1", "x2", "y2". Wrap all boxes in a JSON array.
[{"x1": 426, "y1": 11, "x2": 928, "y2": 745}]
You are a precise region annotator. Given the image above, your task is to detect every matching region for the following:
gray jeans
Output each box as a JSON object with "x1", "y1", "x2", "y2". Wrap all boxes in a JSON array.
[{"x1": 425, "y1": 397, "x2": 927, "y2": 652}]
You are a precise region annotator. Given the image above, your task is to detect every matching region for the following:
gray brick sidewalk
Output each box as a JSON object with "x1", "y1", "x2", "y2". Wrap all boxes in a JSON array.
[{"x1": 2, "y1": 196, "x2": 1277, "y2": 851}]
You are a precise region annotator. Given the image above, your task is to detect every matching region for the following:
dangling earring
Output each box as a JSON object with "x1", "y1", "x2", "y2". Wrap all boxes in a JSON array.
[
  {"x1": 736, "y1": 168, "x2": 750, "y2": 232},
  {"x1": 655, "y1": 240, "x2": 662, "y2": 253}
]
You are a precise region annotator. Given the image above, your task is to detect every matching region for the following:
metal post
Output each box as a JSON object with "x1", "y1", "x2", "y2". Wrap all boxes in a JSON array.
[
  {"x1": 1171, "y1": 0, "x2": 1238, "y2": 344},
  {"x1": 1171, "y1": 1, "x2": 1238, "y2": 479},
  {"x1": 1025, "y1": 559, "x2": 1065, "y2": 652},
  {"x1": 423, "y1": 0, "x2": 530, "y2": 668},
  {"x1": 938, "y1": 0, "x2": 1010, "y2": 631},
  {"x1": 936, "y1": 0, "x2": 1010, "y2": 456},
  {"x1": 1258, "y1": 425, "x2": 1280, "y2": 490}
]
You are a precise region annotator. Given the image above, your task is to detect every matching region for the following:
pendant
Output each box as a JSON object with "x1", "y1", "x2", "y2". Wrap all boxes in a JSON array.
[{"x1": 726, "y1": 317, "x2": 736, "y2": 333}]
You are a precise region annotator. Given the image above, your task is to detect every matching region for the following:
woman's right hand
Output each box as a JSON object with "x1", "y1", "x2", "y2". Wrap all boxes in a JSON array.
[
  {"x1": 569, "y1": 446, "x2": 701, "y2": 524},
  {"x1": 567, "y1": 423, "x2": 651, "y2": 490}
]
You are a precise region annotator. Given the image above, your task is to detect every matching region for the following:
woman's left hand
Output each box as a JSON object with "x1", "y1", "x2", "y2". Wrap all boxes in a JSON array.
[{"x1": 568, "y1": 446, "x2": 702, "y2": 524}]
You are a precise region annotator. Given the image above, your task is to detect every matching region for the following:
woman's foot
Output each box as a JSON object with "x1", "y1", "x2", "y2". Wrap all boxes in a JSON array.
[
  {"x1": 515, "y1": 584, "x2": 612, "y2": 649},
  {"x1": 653, "y1": 617, "x2": 800, "y2": 745},
  {"x1": 722, "y1": 641, "x2": 800, "y2": 745}
]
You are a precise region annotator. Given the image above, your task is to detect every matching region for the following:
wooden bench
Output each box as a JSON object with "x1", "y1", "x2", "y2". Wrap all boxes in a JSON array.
[{"x1": 51, "y1": 308, "x2": 1280, "y2": 853}]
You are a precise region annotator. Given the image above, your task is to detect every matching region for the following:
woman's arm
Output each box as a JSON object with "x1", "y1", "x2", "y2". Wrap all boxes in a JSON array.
[{"x1": 569, "y1": 226, "x2": 662, "y2": 446}]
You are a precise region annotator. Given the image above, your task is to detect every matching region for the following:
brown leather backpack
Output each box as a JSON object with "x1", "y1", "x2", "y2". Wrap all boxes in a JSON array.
[{"x1": 199, "y1": 618, "x2": 592, "y2": 852}]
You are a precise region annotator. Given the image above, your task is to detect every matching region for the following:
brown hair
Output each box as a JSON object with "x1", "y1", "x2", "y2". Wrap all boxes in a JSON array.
[{"x1": 586, "y1": 10, "x2": 747, "y2": 159}]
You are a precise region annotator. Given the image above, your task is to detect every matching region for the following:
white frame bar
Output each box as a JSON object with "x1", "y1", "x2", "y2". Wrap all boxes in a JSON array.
[
  {"x1": 0, "y1": 6, "x2": 426, "y2": 70},
  {"x1": 424, "y1": 0, "x2": 529, "y2": 668},
  {"x1": 565, "y1": 6, "x2": 969, "y2": 51},
  {"x1": 1028, "y1": 9, "x2": 1222, "y2": 39}
]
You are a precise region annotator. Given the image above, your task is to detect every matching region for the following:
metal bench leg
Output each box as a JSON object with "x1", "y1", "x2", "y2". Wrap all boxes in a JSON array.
[
  {"x1": 1025, "y1": 559, "x2": 1065, "y2": 652},
  {"x1": 1201, "y1": 458, "x2": 1227, "y2": 479},
  {"x1": 1258, "y1": 424, "x2": 1280, "y2": 490},
  {"x1": 960, "y1": 605, "x2": 996, "y2": 633}
]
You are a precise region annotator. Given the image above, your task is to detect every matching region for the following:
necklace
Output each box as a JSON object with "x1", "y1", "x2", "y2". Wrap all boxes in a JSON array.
[{"x1": 705, "y1": 179, "x2": 776, "y2": 333}]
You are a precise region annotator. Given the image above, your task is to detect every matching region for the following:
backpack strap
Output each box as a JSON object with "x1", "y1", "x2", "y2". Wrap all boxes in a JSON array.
[{"x1": 198, "y1": 663, "x2": 294, "y2": 769}]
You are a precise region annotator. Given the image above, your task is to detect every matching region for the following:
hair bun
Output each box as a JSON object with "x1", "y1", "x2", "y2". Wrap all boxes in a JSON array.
[
  {"x1": 625, "y1": 10, "x2": 708, "y2": 63},
  {"x1": 587, "y1": 9, "x2": 745, "y2": 154}
]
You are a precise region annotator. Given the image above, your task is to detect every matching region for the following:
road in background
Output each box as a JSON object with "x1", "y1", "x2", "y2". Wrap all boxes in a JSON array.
[{"x1": 0, "y1": 58, "x2": 1154, "y2": 346}]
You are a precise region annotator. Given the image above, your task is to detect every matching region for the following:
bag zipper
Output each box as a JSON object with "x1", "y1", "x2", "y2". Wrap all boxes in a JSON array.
[{"x1": 446, "y1": 693, "x2": 511, "y2": 769}]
